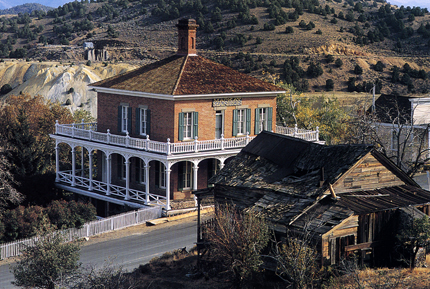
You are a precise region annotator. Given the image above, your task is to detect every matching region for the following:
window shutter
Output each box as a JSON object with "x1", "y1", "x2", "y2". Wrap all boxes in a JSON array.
[
  {"x1": 146, "y1": 109, "x2": 151, "y2": 136},
  {"x1": 155, "y1": 162, "x2": 160, "y2": 187},
  {"x1": 178, "y1": 112, "x2": 184, "y2": 141},
  {"x1": 135, "y1": 108, "x2": 140, "y2": 135},
  {"x1": 246, "y1": 108, "x2": 251, "y2": 135},
  {"x1": 127, "y1": 107, "x2": 132, "y2": 134},
  {"x1": 193, "y1": 111, "x2": 199, "y2": 138},
  {"x1": 117, "y1": 106, "x2": 122, "y2": 133},
  {"x1": 178, "y1": 163, "x2": 184, "y2": 190},
  {"x1": 267, "y1": 107, "x2": 273, "y2": 131},
  {"x1": 254, "y1": 108, "x2": 260, "y2": 135},
  {"x1": 232, "y1": 109, "x2": 238, "y2": 136}
]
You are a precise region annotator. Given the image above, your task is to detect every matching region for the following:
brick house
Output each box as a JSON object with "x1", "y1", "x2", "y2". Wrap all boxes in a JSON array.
[{"x1": 50, "y1": 19, "x2": 320, "y2": 211}]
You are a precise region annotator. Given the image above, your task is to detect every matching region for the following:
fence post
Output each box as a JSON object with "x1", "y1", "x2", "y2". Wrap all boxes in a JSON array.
[
  {"x1": 194, "y1": 136, "x2": 198, "y2": 153},
  {"x1": 111, "y1": 217, "x2": 114, "y2": 231},
  {"x1": 86, "y1": 224, "x2": 90, "y2": 237},
  {"x1": 55, "y1": 120, "x2": 59, "y2": 134},
  {"x1": 146, "y1": 135, "x2": 150, "y2": 151},
  {"x1": 107, "y1": 129, "x2": 111, "y2": 144},
  {"x1": 316, "y1": 126, "x2": 320, "y2": 141},
  {"x1": 72, "y1": 123, "x2": 75, "y2": 138},
  {"x1": 167, "y1": 138, "x2": 171, "y2": 155},
  {"x1": 126, "y1": 131, "x2": 130, "y2": 147},
  {"x1": 221, "y1": 134, "x2": 225, "y2": 150},
  {"x1": 246, "y1": 132, "x2": 250, "y2": 145}
]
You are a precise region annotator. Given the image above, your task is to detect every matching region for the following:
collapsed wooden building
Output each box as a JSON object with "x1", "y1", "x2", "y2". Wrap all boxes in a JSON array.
[{"x1": 198, "y1": 131, "x2": 430, "y2": 267}]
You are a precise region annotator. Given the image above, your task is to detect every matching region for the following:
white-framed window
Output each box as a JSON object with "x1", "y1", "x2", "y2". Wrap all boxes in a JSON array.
[
  {"x1": 254, "y1": 107, "x2": 273, "y2": 134},
  {"x1": 184, "y1": 112, "x2": 192, "y2": 139},
  {"x1": 258, "y1": 108, "x2": 267, "y2": 132},
  {"x1": 179, "y1": 162, "x2": 192, "y2": 190},
  {"x1": 155, "y1": 161, "x2": 166, "y2": 189},
  {"x1": 122, "y1": 106, "x2": 128, "y2": 133},
  {"x1": 140, "y1": 108, "x2": 147, "y2": 135},
  {"x1": 237, "y1": 109, "x2": 246, "y2": 135},
  {"x1": 118, "y1": 104, "x2": 131, "y2": 134},
  {"x1": 233, "y1": 108, "x2": 250, "y2": 136},
  {"x1": 179, "y1": 111, "x2": 198, "y2": 141},
  {"x1": 135, "y1": 159, "x2": 146, "y2": 184}
]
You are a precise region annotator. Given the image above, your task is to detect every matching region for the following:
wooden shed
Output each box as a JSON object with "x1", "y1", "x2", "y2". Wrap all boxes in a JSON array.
[{"x1": 207, "y1": 131, "x2": 430, "y2": 266}]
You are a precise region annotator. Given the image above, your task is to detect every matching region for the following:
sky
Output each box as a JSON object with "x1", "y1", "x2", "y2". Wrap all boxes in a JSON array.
[{"x1": 0, "y1": 0, "x2": 428, "y2": 12}]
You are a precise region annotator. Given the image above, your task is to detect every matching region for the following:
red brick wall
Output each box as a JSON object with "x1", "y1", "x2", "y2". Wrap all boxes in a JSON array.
[
  {"x1": 97, "y1": 92, "x2": 175, "y2": 142},
  {"x1": 97, "y1": 93, "x2": 276, "y2": 143},
  {"x1": 173, "y1": 96, "x2": 277, "y2": 142}
]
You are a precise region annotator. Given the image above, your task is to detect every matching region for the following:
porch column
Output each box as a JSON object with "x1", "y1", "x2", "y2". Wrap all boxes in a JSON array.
[
  {"x1": 106, "y1": 154, "x2": 111, "y2": 195},
  {"x1": 219, "y1": 159, "x2": 225, "y2": 170},
  {"x1": 145, "y1": 163, "x2": 150, "y2": 204},
  {"x1": 193, "y1": 164, "x2": 199, "y2": 191},
  {"x1": 71, "y1": 147, "x2": 76, "y2": 186},
  {"x1": 55, "y1": 144, "x2": 60, "y2": 182},
  {"x1": 88, "y1": 150, "x2": 93, "y2": 191},
  {"x1": 165, "y1": 165, "x2": 171, "y2": 210},
  {"x1": 81, "y1": 149, "x2": 84, "y2": 177},
  {"x1": 125, "y1": 158, "x2": 130, "y2": 200},
  {"x1": 193, "y1": 163, "x2": 199, "y2": 207}
]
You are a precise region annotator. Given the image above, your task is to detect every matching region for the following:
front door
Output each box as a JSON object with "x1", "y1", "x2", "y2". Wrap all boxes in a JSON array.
[{"x1": 215, "y1": 110, "x2": 223, "y2": 139}]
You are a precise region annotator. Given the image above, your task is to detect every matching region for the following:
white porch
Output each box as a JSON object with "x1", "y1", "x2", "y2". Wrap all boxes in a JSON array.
[{"x1": 51, "y1": 122, "x2": 321, "y2": 210}]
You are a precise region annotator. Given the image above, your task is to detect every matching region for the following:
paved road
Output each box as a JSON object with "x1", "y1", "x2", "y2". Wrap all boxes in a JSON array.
[{"x1": 0, "y1": 218, "x2": 198, "y2": 289}]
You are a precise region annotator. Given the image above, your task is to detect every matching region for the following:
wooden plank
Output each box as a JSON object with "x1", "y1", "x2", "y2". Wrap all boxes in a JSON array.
[{"x1": 345, "y1": 241, "x2": 381, "y2": 251}]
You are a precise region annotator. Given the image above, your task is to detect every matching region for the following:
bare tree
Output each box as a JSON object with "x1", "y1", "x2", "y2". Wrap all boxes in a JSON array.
[
  {"x1": 348, "y1": 97, "x2": 430, "y2": 176},
  {"x1": 205, "y1": 204, "x2": 270, "y2": 287}
]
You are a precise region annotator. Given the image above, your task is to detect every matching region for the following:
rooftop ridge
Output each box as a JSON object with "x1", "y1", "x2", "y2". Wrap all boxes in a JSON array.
[{"x1": 172, "y1": 55, "x2": 188, "y2": 95}]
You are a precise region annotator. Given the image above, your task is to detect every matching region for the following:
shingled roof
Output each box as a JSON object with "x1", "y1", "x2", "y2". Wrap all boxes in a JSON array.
[
  {"x1": 91, "y1": 55, "x2": 283, "y2": 95},
  {"x1": 210, "y1": 131, "x2": 426, "y2": 236},
  {"x1": 211, "y1": 131, "x2": 374, "y2": 198}
]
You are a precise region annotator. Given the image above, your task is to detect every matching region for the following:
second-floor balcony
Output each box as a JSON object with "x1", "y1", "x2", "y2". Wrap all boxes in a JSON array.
[{"x1": 54, "y1": 121, "x2": 321, "y2": 155}]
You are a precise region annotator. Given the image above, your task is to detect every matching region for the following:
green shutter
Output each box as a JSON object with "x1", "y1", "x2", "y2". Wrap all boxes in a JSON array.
[
  {"x1": 178, "y1": 112, "x2": 184, "y2": 141},
  {"x1": 254, "y1": 108, "x2": 260, "y2": 135},
  {"x1": 127, "y1": 107, "x2": 132, "y2": 134},
  {"x1": 193, "y1": 111, "x2": 199, "y2": 138},
  {"x1": 232, "y1": 109, "x2": 238, "y2": 136},
  {"x1": 246, "y1": 108, "x2": 251, "y2": 135},
  {"x1": 118, "y1": 106, "x2": 122, "y2": 133},
  {"x1": 146, "y1": 109, "x2": 151, "y2": 136},
  {"x1": 135, "y1": 108, "x2": 140, "y2": 135},
  {"x1": 267, "y1": 107, "x2": 273, "y2": 132},
  {"x1": 178, "y1": 163, "x2": 184, "y2": 190}
]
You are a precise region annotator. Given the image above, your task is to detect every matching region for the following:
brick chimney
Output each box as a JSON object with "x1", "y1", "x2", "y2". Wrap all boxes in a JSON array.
[{"x1": 176, "y1": 18, "x2": 199, "y2": 56}]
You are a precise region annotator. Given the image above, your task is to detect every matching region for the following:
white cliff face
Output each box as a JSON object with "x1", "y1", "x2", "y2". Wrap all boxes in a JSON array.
[{"x1": 0, "y1": 61, "x2": 139, "y2": 119}]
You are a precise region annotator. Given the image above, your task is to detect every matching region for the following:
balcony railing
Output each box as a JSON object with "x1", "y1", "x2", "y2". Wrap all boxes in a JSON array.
[
  {"x1": 55, "y1": 121, "x2": 319, "y2": 155},
  {"x1": 57, "y1": 171, "x2": 166, "y2": 206}
]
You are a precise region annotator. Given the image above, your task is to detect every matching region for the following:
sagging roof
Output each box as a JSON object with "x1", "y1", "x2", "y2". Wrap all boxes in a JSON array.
[
  {"x1": 211, "y1": 131, "x2": 374, "y2": 198},
  {"x1": 91, "y1": 55, "x2": 283, "y2": 96},
  {"x1": 335, "y1": 185, "x2": 430, "y2": 215},
  {"x1": 211, "y1": 131, "x2": 427, "y2": 236}
]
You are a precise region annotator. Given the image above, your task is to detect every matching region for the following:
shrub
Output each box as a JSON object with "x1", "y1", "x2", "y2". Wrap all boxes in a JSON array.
[
  {"x1": 316, "y1": 29, "x2": 322, "y2": 34},
  {"x1": 326, "y1": 79, "x2": 334, "y2": 91},
  {"x1": 354, "y1": 64, "x2": 363, "y2": 75},
  {"x1": 285, "y1": 26, "x2": 294, "y2": 34},
  {"x1": 373, "y1": 61, "x2": 384, "y2": 72},
  {"x1": 0, "y1": 83, "x2": 12, "y2": 94}
]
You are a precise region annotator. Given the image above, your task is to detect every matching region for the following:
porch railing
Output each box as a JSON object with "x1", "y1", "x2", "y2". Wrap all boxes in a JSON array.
[
  {"x1": 57, "y1": 171, "x2": 166, "y2": 206},
  {"x1": 55, "y1": 121, "x2": 320, "y2": 155}
]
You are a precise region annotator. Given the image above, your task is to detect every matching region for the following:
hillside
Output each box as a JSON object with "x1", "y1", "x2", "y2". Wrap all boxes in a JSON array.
[
  {"x1": 0, "y1": 0, "x2": 429, "y2": 96},
  {"x1": 0, "y1": 60, "x2": 139, "y2": 117},
  {"x1": 0, "y1": 3, "x2": 52, "y2": 15}
]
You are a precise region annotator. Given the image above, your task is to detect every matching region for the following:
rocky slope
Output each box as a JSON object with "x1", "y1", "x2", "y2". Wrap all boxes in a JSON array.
[{"x1": 0, "y1": 61, "x2": 140, "y2": 118}]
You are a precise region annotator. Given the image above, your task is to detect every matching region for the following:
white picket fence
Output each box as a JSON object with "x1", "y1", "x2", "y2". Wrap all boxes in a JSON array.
[{"x1": 0, "y1": 206, "x2": 162, "y2": 260}]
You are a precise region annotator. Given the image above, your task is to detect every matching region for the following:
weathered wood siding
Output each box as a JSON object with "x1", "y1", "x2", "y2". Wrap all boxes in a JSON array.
[
  {"x1": 335, "y1": 154, "x2": 404, "y2": 193},
  {"x1": 321, "y1": 215, "x2": 358, "y2": 262}
]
